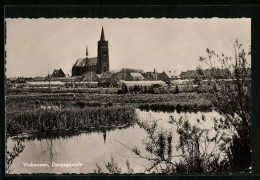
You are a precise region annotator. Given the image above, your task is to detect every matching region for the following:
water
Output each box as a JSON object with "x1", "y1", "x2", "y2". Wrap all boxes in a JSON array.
[{"x1": 6, "y1": 109, "x2": 223, "y2": 174}]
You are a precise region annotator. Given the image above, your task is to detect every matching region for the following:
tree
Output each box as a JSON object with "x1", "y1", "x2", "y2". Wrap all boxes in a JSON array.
[
  {"x1": 95, "y1": 116, "x2": 228, "y2": 173},
  {"x1": 174, "y1": 85, "x2": 180, "y2": 94},
  {"x1": 94, "y1": 40, "x2": 251, "y2": 174},
  {"x1": 198, "y1": 39, "x2": 251, "y2": 172},
  {"x1": 6, "y1": 139, "x2": 25, "y2": 173},
  {"x1": 119, "y1": 68, "x2": 144, "y2": 74}
]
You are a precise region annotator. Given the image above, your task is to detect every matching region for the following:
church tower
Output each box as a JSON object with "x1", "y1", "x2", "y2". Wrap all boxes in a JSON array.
[{"x1": 97, "y1": 27, "x2": 109, "y2": 74}]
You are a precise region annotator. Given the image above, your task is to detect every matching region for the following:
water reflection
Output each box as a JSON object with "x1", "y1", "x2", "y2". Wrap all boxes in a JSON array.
[
  {"x1": 6, "y1": 109, "x2": 222, "y2": 174},
  {"x1": 10, "y1": 124, "x2": 134, "y2": 141},
  {"x1": 139, "y1": 106, "x2": 214, "y2": 114},
  {"x1": 103, "y1": 130, "x2": 107, "y2": 143}
]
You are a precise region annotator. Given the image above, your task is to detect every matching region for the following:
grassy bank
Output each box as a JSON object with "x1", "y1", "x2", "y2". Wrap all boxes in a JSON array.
[
  {"x1": 6, "y1": 106, "x2": 136, "y2": 135},
  {"x1": 6, "y1": 93, "x2": 212, "y2": 110},
  {"x1": 6, "y1": 93, "x2": 213, "y2": 135}
]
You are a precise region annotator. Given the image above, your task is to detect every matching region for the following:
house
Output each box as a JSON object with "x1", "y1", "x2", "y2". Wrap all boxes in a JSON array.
[
  {"x1": 196, "y1": 68, "x2": 231, "y2": 79},
  {"x1": 142, "y1": 72, "x2": 156, "y2": 81},
  {"x1": 101, "y1": 71, "x2": 113, "y2": 78},
  {"x1": 180, "y1": 70, "x2": 204, "y2": 80},
  {"x1": 114, "y1": 72, "x2": 128, "y2": 81},
  {"x1": 143, "y1": 69, "x2": 161, "y2": 81},
  {"x1": 51, "y1": 68, "x2": 65, "y2": 78},
  {"x1": 160, "y1": 71, "x2": 179, "y2": 84},
  {"x1": 98, "y1": 77, "x2": 117, "y2": 87},
  {"x1": 82, "y1": 72, "x2": 99, "y2": 82},
  {"x1": 180, "y1": 68, "x2": 232, "y2": 80},
  {"x1": 125, "y1": 72, "x2": 144, "y2": 81}
]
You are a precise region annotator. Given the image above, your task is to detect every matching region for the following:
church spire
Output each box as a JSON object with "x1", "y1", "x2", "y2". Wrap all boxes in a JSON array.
[
  {"x1": 86, "y1": 45, "x2": 88, "y2": 57},
  {"x1": 100, "y1": 26, "x2": 105, "y2": 41}
]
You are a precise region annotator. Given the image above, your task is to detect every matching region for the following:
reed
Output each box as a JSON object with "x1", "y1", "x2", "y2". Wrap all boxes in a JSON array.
[{"x1": 6, "y1": 106, "x2": 137, "y2": 134}]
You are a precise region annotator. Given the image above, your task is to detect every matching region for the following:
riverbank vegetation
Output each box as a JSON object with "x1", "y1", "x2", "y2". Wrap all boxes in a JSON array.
[
  {"x1": 6, "y1": 106, "x2": 136, "y2": 135},
  {"x1": 6, "y1": 93, "x2": 212, "y2": 110},
  {"x1": 6, "y1": 92, "x2": 213, "y2": 136},
  {"x1": 94, "y1": 40, "x2": 251, "y2": 173}
]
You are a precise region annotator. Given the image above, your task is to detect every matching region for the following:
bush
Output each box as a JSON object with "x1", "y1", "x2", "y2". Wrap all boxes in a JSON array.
[
  {"x1": 74, "y1": 101, "x2": 85, "y2": 108},
  {"x1": 174, "y1": 86, "x2": 180, "y2": 94}
]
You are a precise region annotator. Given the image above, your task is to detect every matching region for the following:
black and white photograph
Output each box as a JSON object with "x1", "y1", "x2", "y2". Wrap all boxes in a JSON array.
[{"x1": 5, "y1": 18, "x2": 251, "y2": 174}]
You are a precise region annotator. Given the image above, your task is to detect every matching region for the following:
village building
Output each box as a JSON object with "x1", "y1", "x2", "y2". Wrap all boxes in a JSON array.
[
  {"x1": 98, "y1": 77, "x2": 118, "y2": 87},
  {"x1": 82, "y1": 72, "x2": 99, "y2": 82},
  {"x1": 180, "y1": 68, "x2": 232, "y2": 80},
  {"x1": 159, "y1": 71, "x2": 180, "y2": 84},
  {"x1": 180, "y1": 70, "x2": 196, "y2": 80},
  {"x1": 142, "y1": 69, "x2": 161, "y2": 81},
  {"x1": 72, "y1": 27, "x2": 109, "y2": 76},
  {"x1": 101, "y1": 71, "x2": 113, "y2": 78},
  {"x1": 114, "y1": 72, "x2": 127, "y2": 81},
  {"x1": 51, "y1": 68, "x2": 66, "y2": 78},
  {"x1": 125, "y1": 72, "x2": 145, "y2": 81}
]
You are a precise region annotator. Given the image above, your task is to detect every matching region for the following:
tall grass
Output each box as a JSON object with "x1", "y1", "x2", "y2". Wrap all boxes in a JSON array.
[{"x1": 6, "y1": 106, "x2": 136, "y2": 134}]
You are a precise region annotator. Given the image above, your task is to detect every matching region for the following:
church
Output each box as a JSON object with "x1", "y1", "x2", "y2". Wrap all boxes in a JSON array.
[{"x1": 72, "y1": 27, "x2": 109, "y2": 76}]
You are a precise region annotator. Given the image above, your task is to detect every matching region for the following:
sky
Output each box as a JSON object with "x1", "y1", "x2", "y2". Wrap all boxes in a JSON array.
[{"x1": 5, "y1": 18, "x2": 251, "y2": 77}]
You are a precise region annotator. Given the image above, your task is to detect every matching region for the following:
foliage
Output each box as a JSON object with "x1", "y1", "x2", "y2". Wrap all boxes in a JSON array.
[
  {"x1": 6, "y1": 139, "x2": 25, "y2": 173},
  {"x1": 119, "y1": 68, "x2": 144, "y2": 74},
  {"x1": 104, "y1": 156, "x2": 121, "y2": 173},
  {"x1": 174, "y1": 85, "x2": 180, "y2": 94},
  {"x1": 93, "y1": 157, "x2": 135, "y2": 174},
  {"x1": 198, "y1": 39, "x2": 251, "y2": 172},
  {"x1": 174, "y1": 117, "x2": 229, "y2": 173},
  {"x1": 95, "y1": 114, "x2": 231, "y2": 173},
  {"x1": 93, "y1": 40, "x2": 251, "y2": 174},
  {"x1": 132, "y1": 116, "x2": 233, "y2": 173}
]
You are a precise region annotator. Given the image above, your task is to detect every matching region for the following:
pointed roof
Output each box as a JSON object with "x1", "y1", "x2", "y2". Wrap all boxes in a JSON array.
[
  {"x1": 129, "y1": 73, "x2": 145, "y2": 80},
  {"x1": 73, "y1": 57, "x2": 97, "y2": 67},
  {"x1": 100, "y1": 26, "x2": 105, "y2": 41},
  {"x1": 163, "y1": 71, "x2": 179, "y2": 79},
  {"x1": 51, "y1": 68, "x2": 65, "y2": 77}
]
